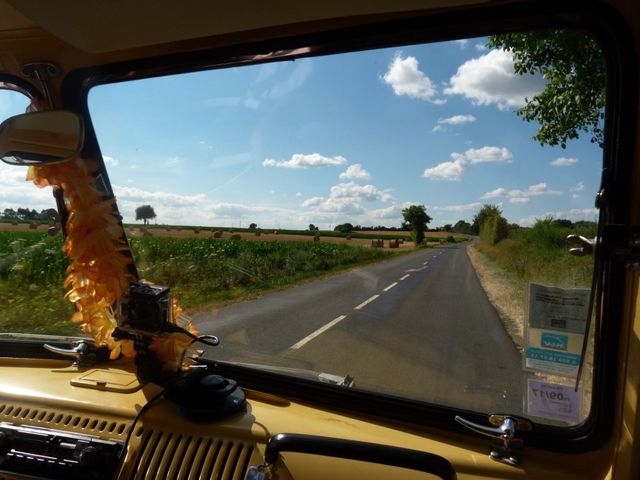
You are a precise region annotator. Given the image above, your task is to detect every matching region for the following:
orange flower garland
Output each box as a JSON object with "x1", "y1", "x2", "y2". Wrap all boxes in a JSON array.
[
  {"x1": 28, "y1": 157, "x2": 135, "y2": 359},
  {"x1": 27, "y1": 157, "x2": 200, "y2": 367}
]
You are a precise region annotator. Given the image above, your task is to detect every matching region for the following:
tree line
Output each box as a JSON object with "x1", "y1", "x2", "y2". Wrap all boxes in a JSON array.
[{"x1": 1, "y1": 207, "x2": 53, "y2": 221}]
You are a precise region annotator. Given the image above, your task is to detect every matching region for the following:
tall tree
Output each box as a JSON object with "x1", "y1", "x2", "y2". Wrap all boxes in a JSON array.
[
  {"x1": 135, "y1": 205, "x2": 157, "y2": 225},
  {"x1": 488, "y1": 30, "x2": 606, "y2": 148},
  {"x1": 402, "y1": 205, "x2": 432, "y2": 245}
]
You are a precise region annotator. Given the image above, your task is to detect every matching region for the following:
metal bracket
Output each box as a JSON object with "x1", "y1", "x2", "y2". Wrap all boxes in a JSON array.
[
  {"x1": 44, "y1": 340, "x2": 96, "y2": 368},
  {"x1": 21, "y1": 62, "x2": 59, "y2": 109},
  {"x1": 455, "y1": 414, "x2": 532, "y2": 466}
]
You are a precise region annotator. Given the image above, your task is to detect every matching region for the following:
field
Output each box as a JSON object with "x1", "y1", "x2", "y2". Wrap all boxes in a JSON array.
[{"x1": 0, "y1": 229, "x2": 399, "y2": 335}]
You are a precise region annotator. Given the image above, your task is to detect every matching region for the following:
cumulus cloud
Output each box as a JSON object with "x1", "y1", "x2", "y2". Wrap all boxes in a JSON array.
[
  {"x1": 481, "y1": 182, "x2": 562, "y2": 204},
  {"x1": 464, "y1": 146, "x2": 512, "y2": 164},
  {"x1": 423, "y1": 145, "x2": 512, "y2": 181},
  {"x1": 570, "y1": 181, "x2": 585, "y2": 198},
  {"x1": 329, "y1": 182, "x2": 393, "y2": 203},
  {"x1": 551, "y1": 156, "x2": 579, "y2": 167},
  {"x1": 475, "y1": 43, "x2": 488, "y2": 52},
  {"x1": 423, "y1": 158, "x2": 466, "y2": 181},
  {"x1": 382, "y1": 54, "x2": 445, "y2": 104},
  {"x1": 437, "y1": 114, "x2": 476, "y2": 126},
  {"x1": 113, "y1": 186, "x2": 207, "y2": 207},
  {"x1": 103, "y1": 155, "x2": 119, "y2": 167},
  {"x1": 301, "y1": 181, "x2": 393, "y2": 216},
  {"x1": 369, "y1": 205, "x2": 402, "y2": 219},
  {"x1": 433, "y1": 202, "x2": 482, "y2": 212},
  {"x1": 263, "y1": 153, "x2": 347, "y2": 169},
  {"x1": 339, "y1": 164, "x2": 371, "y2": 180},
  {"x1": 481, "y1": 187, "x2": 507, "y2": 199},
  {"x1": 444, "y1": 49, "x2": 545, "y2": 110},
  {"x1": 0, "y1": 166, "x2": 57, "y2": 212}
]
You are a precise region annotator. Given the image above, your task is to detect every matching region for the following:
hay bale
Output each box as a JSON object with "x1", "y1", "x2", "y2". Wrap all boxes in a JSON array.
[
  {"x1": 274, "y1": 230, "x2": 279, "y2": 235},
  {"x1": 230, "y1": 234, "x2": 241, "y2": 240},
  {"x1": 194, "y1": 228, "x2": 200, "y2": 234},
  {"x1": 29, "y1": 222, "x2": 39, "y2": 230},
  {"x1": 313, "y1": 234, "x2": 320, "y2": 242},
  {"x1": 389, "y1": 239, "x2": 399, "y2": 248},
  {"x1": 255, "y1": 231, "x2": 261, "y2": 236},
  {"x1": 213, "y1": 231, "x2": 222, "y2": 238}
]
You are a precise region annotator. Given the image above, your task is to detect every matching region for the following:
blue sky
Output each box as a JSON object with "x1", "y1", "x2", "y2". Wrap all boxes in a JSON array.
[{"x1": 1, "y1": 36, "x2": 601, "y2": 229}]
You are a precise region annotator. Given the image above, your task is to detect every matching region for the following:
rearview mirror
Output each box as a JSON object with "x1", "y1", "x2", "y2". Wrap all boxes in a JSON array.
[{"x1": 0, "y1": 111, "x2": 83, "y2": 165}]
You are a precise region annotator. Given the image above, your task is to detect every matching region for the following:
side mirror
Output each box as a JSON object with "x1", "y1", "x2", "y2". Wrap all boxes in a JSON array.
[{"x1": 0, "y1": 111, "x2": 84, "y2": 165}]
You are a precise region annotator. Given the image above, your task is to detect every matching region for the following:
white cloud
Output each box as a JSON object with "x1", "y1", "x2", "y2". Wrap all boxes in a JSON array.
[
  {"x1": 103, "y1": 155, "x2": 119, "y2": 167},
  {"x1": 295, "y1": 192, "x2": 303, "y2": 197},
  {"x1": 113, "y1": 185, "x2": 207, "y2": 207},
  {"x1": 369, "y1": 205, "x2": 402, "y2": 219},
  {"x1": 433, "y1": 202, "x2": 482, "y2": 212},
  {"x1": 444, "y1": 49, "x2": 545, "y2": 110},
  {"x1": 339, "y1": 163, "x2": 371, "y2": 180},
  {"x1": 382, "y1": 54, "x2": 445, "y2": 104},
  {"x1": 570, "y1": 181, "x2": 585, "y2": 193},
  {"x1": 454, "y1": 39, "x2": 468, "y2": 49},
  {"x1": 464, "y1": 146, "x2": 512, "y2": 164},
  {"x1": 0, "y1": 166, "x2": 57, "y2": 212},
  {"x1": 481, "y1": 187, "x2": 507, "y2": 199},
  {"x1": 301, "y1": 181, "x2": 393, "y2": 217},
  {"x1": 475, "y1": 43, "x2": 488, "y2": 52},
  {"x1": 437, "y1": 114, "x2": 476, "y2": 126},
  {"x1": 329, "y1": 182, "x2": 393, "y2": 202},
  {"x1": 551, "y1": 156, "x2": 579, "y2": 167},
  {"x1": 481, "y1": 182, "x2": 562, "y2": 204},
  {"x1": 424, "y1": 145, "x2": 512, "y2": 181},
  {"x1": 302, "y1": 196, "x2": 324, "y2": 207},
  {"x1": 263, "y1": 153, "x2": 347, "y2": 169},
  {"x1": 423, "y1": 158, "x2": 466, "y2": 181}
]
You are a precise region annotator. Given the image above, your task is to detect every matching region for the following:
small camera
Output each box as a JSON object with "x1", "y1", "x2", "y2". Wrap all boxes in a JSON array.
[{"x1": 119, "y1": 282, "x2": 172, "y2": 333}]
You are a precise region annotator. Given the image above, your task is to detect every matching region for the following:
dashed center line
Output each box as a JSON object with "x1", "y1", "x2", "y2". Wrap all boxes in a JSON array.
[
  {"x1": 383, "y1": 282, "x2": 398, "y2": 292},
  {"x1": 423, "y1": 261, "x2": 429, "y2": 265},
  {"x1": 290, "y1": 315, "x2": 347, "y2": 349},
  {"x1": 354, "y1": 294, "x2": 380, "y2": 310},
  {"x1": 400, "y1": 274, "x2": 410, "y2": 281}
]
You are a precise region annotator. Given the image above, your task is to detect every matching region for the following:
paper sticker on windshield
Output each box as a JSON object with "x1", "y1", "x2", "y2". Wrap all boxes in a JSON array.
[
  {"x1": 527, "y1": 379, "x2": 581, "y2": 423},
  {"x1": 524, "y1": 283, "x2": 589, "y2": 377}
]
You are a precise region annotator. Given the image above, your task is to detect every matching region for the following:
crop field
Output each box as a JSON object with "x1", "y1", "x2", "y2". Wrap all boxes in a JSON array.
[{"x1": 0, "y1": 230, "x2": 395, "y2": 335}]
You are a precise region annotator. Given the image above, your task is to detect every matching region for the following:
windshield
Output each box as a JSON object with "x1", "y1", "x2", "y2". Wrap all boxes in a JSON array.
[{"x1": 7, "y1": 30, "x2": 603, "y2": 427}]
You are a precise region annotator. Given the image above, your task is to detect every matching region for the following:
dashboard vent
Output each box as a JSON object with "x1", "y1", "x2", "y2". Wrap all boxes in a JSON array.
[
  {"x1": 0, "y1": 403, "x2": 129, "y2": 440},
  {"x1": 129, "y1": 430, "x2": 254, "y2": 480}
]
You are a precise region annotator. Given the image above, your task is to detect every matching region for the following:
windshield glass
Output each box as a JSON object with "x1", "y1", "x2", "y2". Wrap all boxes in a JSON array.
[
  {"x1": 81, "y1": 31, "x2": 603, "y2": 426},
  {"x1": 0, "y1": 90, "x2": 77, "y2": 336}
]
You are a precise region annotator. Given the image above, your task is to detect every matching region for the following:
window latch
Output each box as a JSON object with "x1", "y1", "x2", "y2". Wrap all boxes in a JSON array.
[
  {"x1": 44, "y1": 340, "x2": 97, "y2": 368},
  {"x1": 454, "y1": 414, "x2": 532, "y2": 466}
]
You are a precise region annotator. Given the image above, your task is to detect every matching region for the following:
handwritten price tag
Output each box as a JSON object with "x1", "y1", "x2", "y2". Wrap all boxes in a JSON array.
[{"x1": 527, "y1": 379, "x2": 581, "y2": 423}]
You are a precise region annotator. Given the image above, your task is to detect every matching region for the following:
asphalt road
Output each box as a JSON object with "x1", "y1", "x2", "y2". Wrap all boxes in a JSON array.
[{"x1": 193, "y1": 243, "x2": 524, "y2": 414}]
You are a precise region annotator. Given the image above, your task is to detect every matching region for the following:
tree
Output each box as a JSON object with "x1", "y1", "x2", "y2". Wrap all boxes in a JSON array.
[
  {"x1": 334, "y1": 223, "x2": 354, "y2": 233},
  {"x1": 472, "y1": 204, "x2": 508, "y2": 245},
  {"x1": 453, "y1": 220, "x2": 472, "y2": 235},
  {"x1": 488, "y1": 31, "x2": 605, "y2": 148},
  {"x1": 402, "y1": 205, "x2": 432, "y2": 245},
  {"x1": 249, "y1": 223, "x2": 257, "y2": 229},
  {"x1": 135, "y1": 205, "x2": 157, "y2": 225},
  {"x1": 308, "y1": 224, "x2": 319, "y2": 231},
  {"x1": 471, "y1": 204, "x2": 503, "y2": 235}
]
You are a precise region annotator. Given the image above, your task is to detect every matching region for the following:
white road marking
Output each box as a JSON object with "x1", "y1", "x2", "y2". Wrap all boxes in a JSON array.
[
  {"x1": 423, "y1": 261, "x2": 428, "y2": 265},
  {"x1": 383, "y1": 282, "x2": 398, "y2": 292},
  {"x1": 400, "y1": 274, "x2": 410, "y2": 281},
  {"x1": 290, "y1": 315, "x2": 347, "y2": 350},
  {"x1": 354, "y1": 294, "x2": 380, "y2": 310}
]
